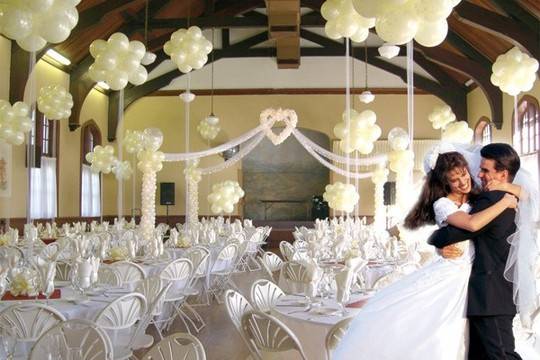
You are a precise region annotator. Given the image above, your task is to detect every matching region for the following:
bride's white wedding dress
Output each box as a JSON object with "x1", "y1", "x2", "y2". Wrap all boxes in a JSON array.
[{"x1": 333, "y1": 197, "x2": 473, "y2": 360}]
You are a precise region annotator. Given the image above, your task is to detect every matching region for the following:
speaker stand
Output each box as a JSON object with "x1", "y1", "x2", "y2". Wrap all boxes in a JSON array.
[{"x1": 165, "y1": 205, "x2": 170, "y2": 225}]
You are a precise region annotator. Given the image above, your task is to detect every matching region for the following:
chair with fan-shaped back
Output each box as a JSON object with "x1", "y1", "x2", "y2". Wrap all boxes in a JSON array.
[
  {"x1": 208, "y1": 243, "x2": 238, "y2": 303},
  {"x1": 185, "y1": 246, "x2": 211, "y2": 305},
  {"x1": 224, "y1": 290, "x2": 259, "y2": 358},
  {"x1": 258, "y1": 251, "x2": 283, "y2": 283},
  {"x1": 250, "y1": 279, "x2": 285, "y2": 313},
  {"x1": 279, "y1": 241, "x2": 296, "y2": 262},
  {"x1": 109, "y1": 261, "x2": 146, "y2": 289},
  {"x1": 241, "y1": 310, "x2": 307, "y2": 360},
  {"x1": 98, "y1": 266, "x2": 122, "y2": 287},
  {"x1": 280, "y1": 261, "x2": 310, "y2": 295},
  {"x1": 142, "y1": 332, "x2": 206, "y2": 360},
  {"x1": 134, "y1": 280, "x2": 172, "y2": 341},
  {"x1": 325, "y1": 317, "x2": 353, "y2": 360},
  {"x1": 94, "y1": 292, "x2": 147, "y2": 360},
  {"x1": 55, "y1": 261, "x2": 72, "y2": 281},
  {"x1": 30, "y1": 319, "x2": 113, "y2": 360}
]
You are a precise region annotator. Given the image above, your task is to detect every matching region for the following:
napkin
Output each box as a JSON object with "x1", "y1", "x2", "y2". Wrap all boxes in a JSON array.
[
  {"x1": 335, "y1": 257, "x2": 368, "y2": 304},
  {"x1": 299, "y1": 259, "x2": 322, "y2": 298},
  {"x1": 35, "y1": 258, "x2": 56, "y2": 295}
]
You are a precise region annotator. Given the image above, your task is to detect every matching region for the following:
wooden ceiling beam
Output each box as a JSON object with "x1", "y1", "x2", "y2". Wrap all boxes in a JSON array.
[
  {"x1": 416, "y1": 45, "x2": 503, "y2": 128},
  {"x1": 266, "y1": 0, "x2": 301, "y2": 68},
  {"x1": 489, "y1": 0, "x2": 540, "y2": 33},
  {"x1": 214, "y1": 0, "x2": 265, "y2": 16},
  {"x1": 9, "y1": 44, "x2": 30, "y2": 104},
  {"x1": 453, "y1": 1, "x2": 540, "y2": 60},
  {"x1": 445, "y1": 29, "x2": 492, "y2": 70}
]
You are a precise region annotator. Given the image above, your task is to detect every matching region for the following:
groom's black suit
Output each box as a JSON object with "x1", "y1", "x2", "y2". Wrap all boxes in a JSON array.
[{"x1": 429, "y1": 190, "x2": 520, "y2": 360}]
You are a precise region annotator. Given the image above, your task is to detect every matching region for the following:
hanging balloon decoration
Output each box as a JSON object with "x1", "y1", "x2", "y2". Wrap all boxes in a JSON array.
[
  {"x1": 387, "y1": 127, "x2": 414, "y2": 213},
  {"x1": 0, "y1": 0, "x2": 80, "y2": 52},
  {"x1": 88, "y1": 33, "x2": 149, "y2": 91},
  {"x1": 371, "y1": 166, "x2": 389, "y2": 231},
  {"x1": 321, "y1": 0, "x2": 375, "y2": 41},
  {"x1": 441, "y1": 121, "x2": 473, "y2": 144},
  {"x1": 490, "y1": 47, "x2": 539, "y2": 96},
  {"x1": 137, "y1": 128, "x2": 165, "y2": 249},
  {"x1": 123, "y1": 130, "x2": 145, "y2": 155},
  {"x1": 334, "y1": 109, "x2": 382, "y2": 154},
  {"x1": 85, "y1": 145, "x2": 116, "y2": 174},
  {"x1": 323, "y1": 182, "x2": 359, "y2": 213},
  {"x1": 112, "y1": 160, "x2": 132, "y2": 181},
  {"x1": 197, "y1": 117, "x2": 220, "y2": 140},
  {"x1": 164, "y1": 26, "x2": 213, "y2": 73},
  {"x1": 37, "y1": 85, "x2": 73, "y2": 120},
  {"x1": 0, "y1": 100, "x2": 32, "y2": 145},
  {"x1": 351, "y1": 0, "x2": 461, "y2": 46},
  {"x1": 207, "y1": 181, "x2": 245, "y2": 214},
  {"x1": 184, "y1": 159, "x2": 202, "y2": 184},
  {"x1": 428, "y1": 105, "x2": 456, "y2": 130}
]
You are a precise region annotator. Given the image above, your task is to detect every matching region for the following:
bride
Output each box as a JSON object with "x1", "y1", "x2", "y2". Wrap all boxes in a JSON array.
[{"x1": 332, "y1": 149, "x2": 522, "y2": 360}]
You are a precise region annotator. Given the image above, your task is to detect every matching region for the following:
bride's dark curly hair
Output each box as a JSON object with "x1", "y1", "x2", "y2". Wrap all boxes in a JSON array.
[{"x1": 404, "y1": 151, "x2": 478, "y2": 229}]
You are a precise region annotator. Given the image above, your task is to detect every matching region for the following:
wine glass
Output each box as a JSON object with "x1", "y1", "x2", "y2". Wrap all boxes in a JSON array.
[{"x1": 0, "y1": 328, "x2": 17, "y2": 360}]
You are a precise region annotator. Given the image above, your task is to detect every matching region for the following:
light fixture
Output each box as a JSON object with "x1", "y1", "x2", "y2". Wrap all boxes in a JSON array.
[
  {"x1": 140, "y1": 0, "x2": 156, "y2": 66},
  {"x1": 45, "y1": 49, "x2": 71, "y2": 66},
  {"x1": 359, "y1": 43, "x2": 375, "y2": 104},
  {"x1": 204, "y1": 28, "x2": 219, "y2": 125},
  {"x1": 378, "y1": 43, "x2": 400, "y2": 59},
  {"x1": 179, "y1": 91, "x2": 195, "y2": 103}
]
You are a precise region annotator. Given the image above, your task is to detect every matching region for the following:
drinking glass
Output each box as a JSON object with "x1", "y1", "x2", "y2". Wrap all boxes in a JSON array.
[{"x1": 0, "y1": 328, "x2": 17, "y2": 360}]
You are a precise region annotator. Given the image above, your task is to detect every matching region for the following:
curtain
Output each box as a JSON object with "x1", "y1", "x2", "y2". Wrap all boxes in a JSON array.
[
  {"x1": 81, "y1": 164, "x2": 101, "y2": 217},
  {"x1": 30, "y1": 156, "x2": 57, "y2": 219}
]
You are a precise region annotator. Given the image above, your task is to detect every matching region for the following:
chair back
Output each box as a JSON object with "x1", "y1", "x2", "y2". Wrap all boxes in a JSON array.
[
  {"x1": 325, "y1": 318, "x2": 352, "y2": 360},
  {"x1": 241, "y1": 310, "x2": 307, "y2": 359},
  {"x1": 211, "y1": 243, "x2": 238, "y2": 273},
  {"x1": 94, "y1": 293, "x2": 147, "y2": 331},
  {"x1": 97, "y1": 266, "x2": 122, "y2": 287},
  {"x1": 142, "y1": 332, "x2": 206, "y2": 360},
  {"x1": 55, "y1": 261, "x2": 72, "y2": 281},
  {"x1": 0, "y1": 303, "x2": 66, "y2": 342},
  {"x1": 186, "y1": 247, "x2": 210, "y2": 278},
  {"x1": 224, "y1": 289, "x2": 253, "y2": 331},
  {"x1": 109, "y1": 261, "x2": 146, "y2": 286},
  {"x1": 279, "y1": 241, "x2": 295, "y2": 262},
  {"x1": 30, "y1": 319, "x2": 113, "y2": 360},
  {"x1": 250, "y1": 279, "x2": 285, "y2": 313},
  {"x1": 135, "y1": 276, "x2": 165, "y2": 316}
]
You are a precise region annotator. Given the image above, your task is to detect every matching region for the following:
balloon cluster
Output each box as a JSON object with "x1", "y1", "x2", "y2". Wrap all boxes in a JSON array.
[
  {"x1": 323, "y1": 182, "x2": 359, "y2": 213},
  {"x1": 37, "y1": 85, "x2": 73, "y2": 120},
  {"x1": 371, "y1": 166, "x2": 389, "y2": 184},
  {"x1": 85, "y1": 145, "x2": 116, "y2": 174},
  {"x1": 207, "y1": 181, "x2": 245, "y2": 214},
  {"x1": 352, "y1": 0, "x2": 461, "y2": 46},
  {"x1": 490, "y1": 47, "x2": 539, "y2": 96},
  {"x1": 387, "y1": 127, "x2": 414, "y2": 174},
  {"x1": 441, "y1": 121, "x2": 473, "y2": 144},
  {"x1": 0, "y1": 0, "x2": 79, "y2": 52},
  {"x1": 428, "y1": 105, "x2": 456, "y2": 130},
  {"x1": 184, "y1": 159, "x2": 202, "y2": 183},
  {"x1": 334, "y1": 109, "x2": 382, "y2": 154},
  {"x1": 113, "y1": 160, "x2": 132, "y2": 181},
  {"x1": 123, "y1": 129, "x2": 145, "y2": 155},
  {"x1": 321, "y1": 0, "x2": 375, "y2": 41},
  {"x1": 88, "y1": 33, "x2": 148, "y2": 91},
  {"x1": 137, "y1": 128, "x2": 165, "y2": 174},
  {"x1": 197, "y1": 117, "x2": 220, "y2": 140},
  {"x1": 164, "y1": 26, "x2": 213, "y2": 73},
  {"x1": 0, "y1": 100, "x2": 32, "y2": 145}
]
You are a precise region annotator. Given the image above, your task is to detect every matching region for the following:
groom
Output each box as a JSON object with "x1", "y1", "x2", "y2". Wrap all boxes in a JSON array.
[{"x1": 429, "y1": 143, "x2": 521, "y2": 360}]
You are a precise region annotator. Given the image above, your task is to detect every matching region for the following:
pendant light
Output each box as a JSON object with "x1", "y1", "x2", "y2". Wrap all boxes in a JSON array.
[
  {"x1": 359, "y1": 43, "x2": 375, "y2": 104},
  {"x1": 141, "y1": 0, "x2": 156, "y2": 65},
  {"x1": 205, "y1": 28, "x2": 219, "y2": 126}
]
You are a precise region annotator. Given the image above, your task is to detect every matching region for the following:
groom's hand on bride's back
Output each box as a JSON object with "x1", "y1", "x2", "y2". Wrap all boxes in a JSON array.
[{"x1": 439, "y1": 245, "x2": 463, "y2": 259}]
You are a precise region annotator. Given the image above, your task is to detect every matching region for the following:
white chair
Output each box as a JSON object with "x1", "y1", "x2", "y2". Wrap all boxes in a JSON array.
[
  {"x1": 279, "y1": 241, "x2": 296, "y2": 262},
  {"x1": 325, "y1": 318, "x2": 353, "y2": 360},
  {"x1": 98, "y1": 266, "x2": 122, "y2": 287},
  {"x1": 234, "y1": 238, "x2": 251, "y2": 273},
  {"x1": 94, "y1": 292, "x2": 148, "y2": 360},
  {"x1": 224, "y1": 290, "x2": 258, "y2": 358},
  {"x1": 186, "y1": 246, "x2": 211, "y2": 306},
  {"x1": 280, "y1": 261, "x2": 310, "y2": 295},
  {"x1": 158, "y1": 258, "x2": 195, "y2": 334},
  {"x1": 30, "y1": 319, "x2": 113, "y2": 360},
  {"x1": 55, "y1": 261, "x2": 72, "y2": 281},
  {"x1": 142, "y1": 332, "x2": 206, "y2": 360},
  {"x1": 250, "y1": 279, "x2": 285, "y2": 313},
  {"x1": 241, "y1": 310, "x2": 307, "y2": 360},
  {"x1": 134, "y1": 280, "x2": 172, "y2": 342},
  {"x1": 244, "y1": 229, "x2": 265, "y2": 271},
  {"x1": 258, "y1": 252, "x2": 283, "y2": 283},
  {"x1": 208, "y1": 243, "x2": 238, "y2": 303},
  {"x1": 109, "y1": 261, "x2": 146, "y2": 289}
]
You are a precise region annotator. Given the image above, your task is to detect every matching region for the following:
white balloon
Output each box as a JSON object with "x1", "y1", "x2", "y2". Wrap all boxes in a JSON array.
[
  {"x1": 414, "y1": 20, "x2": 448, "y2": 47},
  {"x1": 323, "y1": 182, "x2": 359, "y2": 213},
  {"x1": 388, "y1": 127, "x2": 410, "y2": 151},
  {"x1": 143, "y1": 128, "x2": 163, "y2": 151},
  {"x1": 0, "y1": 100, "x2": 32, "y2": 145},
  {"x1": 165, "y1": 26, "x2": 213, "y2": 73},
  {"x1": 37, "y1": 84, "x2": 73, "y2": 120},
  {"x1": 491, "y1": 47, "x2": 539, "y2": 96}
]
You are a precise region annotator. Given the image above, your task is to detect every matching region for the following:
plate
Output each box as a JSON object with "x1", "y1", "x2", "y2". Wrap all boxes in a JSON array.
[{"x1": 309, "y1": 307, "x2": 338, "y2": 316}]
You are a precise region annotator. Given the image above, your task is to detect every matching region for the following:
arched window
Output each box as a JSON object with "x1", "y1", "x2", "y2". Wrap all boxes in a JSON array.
[
  {"x1": 474, "y1": 117, "x2": 492, "y2": 145},
  {"x1": 80, "y1": 121, "x2": 102, "y2": 217},
  {"x1": 513, "y1": 95, "x2": 540, "y2": 199}
]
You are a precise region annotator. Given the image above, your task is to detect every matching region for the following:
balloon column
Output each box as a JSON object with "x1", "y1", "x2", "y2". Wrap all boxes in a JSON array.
[
  {"x1": 184, "y1": 159, "x2": 202, "y2": 224},
  {"x1": 371, "y1": 166, "x2": 389, "y2": 231},
  {"x1": 88, "y1": 33, "x2": 149, "y2": 90},
  {"x1": 333, "y1": 109, "x2": 382, "y2": 154},
  {"x1": 321, "y1": 0, "x2": 375, "y2": 41},
  {"x1": 37, "y1": 85, "x2": 73, "y2": 120},
  {"x1": 490, "y1": 47, "x2": 539, "y2": 96},
  {"x1": 0, "y1": 0, "x2": 79, "y2": 52},
  {"x1": 137, "y1": 129, "x2": 165, "y2": 249},
  {"x1": 441, "y1": 121, "x2": 473, "y2": 144},
  {"x1": 207, "y1": 181, "x2": 245, "y2": 214},
  {"x1": 164, "y1": 26, "x2": 213, "y2": 73},
  {"x1": 428, "y1": 105, "x2": 456, "y2": 131},
  {"x1": 387, "y1": 127, "x2": 414, "y2": 214},
  {"x1": 352, "y1": 0, "x2": 461, "y2": 46},
  {"x1": 323, "y1": 182, "x2": 359, "y2": 213},
  {"x1": 0, "y1": 100, "x2": 32, "y2": 145}
]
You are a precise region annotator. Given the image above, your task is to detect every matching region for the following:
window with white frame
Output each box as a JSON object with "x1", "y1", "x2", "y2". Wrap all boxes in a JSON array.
[
  {"x1": 514, "y1": 96, "x2": 539, "y2": 200},
  {"x1": 474, "y1": 117, "x2": 492, "y2": 146},
  {"x1": 81, "y1": 121, "x2": 101, "y2": 217}
]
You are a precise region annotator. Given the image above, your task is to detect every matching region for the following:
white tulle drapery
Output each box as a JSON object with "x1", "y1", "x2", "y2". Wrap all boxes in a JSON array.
[{"x1": 30, "y1": 157, "x2": 57, "y2": 219}]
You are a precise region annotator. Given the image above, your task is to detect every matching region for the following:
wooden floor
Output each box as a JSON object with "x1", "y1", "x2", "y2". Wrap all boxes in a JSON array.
[{"x1": 137, "y1": 269, "x2": 265, "y2": 360}]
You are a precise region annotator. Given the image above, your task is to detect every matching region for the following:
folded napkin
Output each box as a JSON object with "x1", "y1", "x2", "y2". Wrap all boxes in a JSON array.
[
  {"x1": 299, "y1": 259, "x2": 322, "y2": 298},
  {"x1": 335, "y1": 257, "x2": 368, "y2": 304},
  {"x1": 35, "y1": 257, "x2": 56, "y2": 295}
]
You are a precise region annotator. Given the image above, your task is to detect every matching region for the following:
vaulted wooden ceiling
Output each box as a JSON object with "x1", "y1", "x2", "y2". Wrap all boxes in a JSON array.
[{"x1": 7, "y1": 0, "x2": 540, "y2": 140}]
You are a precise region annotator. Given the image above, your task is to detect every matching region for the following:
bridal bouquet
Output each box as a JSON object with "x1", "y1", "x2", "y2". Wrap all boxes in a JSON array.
[
  {"x1": 109, "y1": 246, "x2": 128, "y2": 261},
  {"x1": 9, "y1": 268, "x2": 39, "y2": 297}
]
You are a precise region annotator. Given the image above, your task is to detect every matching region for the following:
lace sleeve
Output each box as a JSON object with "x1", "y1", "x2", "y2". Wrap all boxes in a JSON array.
[{"x1": 433, "y1": 198, "x2": 459, "y2": 227}]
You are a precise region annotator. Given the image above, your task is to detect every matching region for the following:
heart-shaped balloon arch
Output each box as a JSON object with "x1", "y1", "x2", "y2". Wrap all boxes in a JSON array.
[{"x1": 259, "y1": 108, "x2": 298, "y2": 145}]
